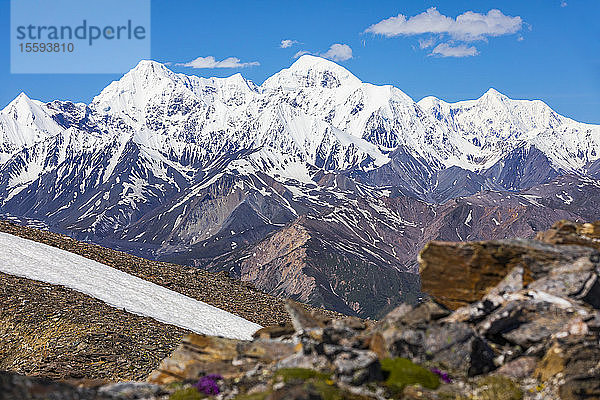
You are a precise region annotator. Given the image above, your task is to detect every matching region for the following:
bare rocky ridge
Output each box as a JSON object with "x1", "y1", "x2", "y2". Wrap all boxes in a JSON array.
[{"x1": 206, "y1": 216, "x2": 422, "y2": 318}]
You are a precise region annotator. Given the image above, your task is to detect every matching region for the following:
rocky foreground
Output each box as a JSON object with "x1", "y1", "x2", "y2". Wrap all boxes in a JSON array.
[{"x1": 3, "y1": 220, "x2": 600, "y2": 399}]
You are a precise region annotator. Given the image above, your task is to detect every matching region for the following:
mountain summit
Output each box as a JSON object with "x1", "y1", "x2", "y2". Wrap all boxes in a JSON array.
[
  {"x1": 1, "y1": 56, "x2": 600, "y2": 317},
  {"x1": 263, "y1": 54, "x2": 362, "y2": 89}
]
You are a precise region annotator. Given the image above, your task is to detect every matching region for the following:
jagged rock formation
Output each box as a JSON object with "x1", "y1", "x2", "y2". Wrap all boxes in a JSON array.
[
  {"x1": 420, "y1": 220, "x2": 600, "y2": 310},
  {"x1": 150, "y1": 221, "x2": 600, "y2": 399}
]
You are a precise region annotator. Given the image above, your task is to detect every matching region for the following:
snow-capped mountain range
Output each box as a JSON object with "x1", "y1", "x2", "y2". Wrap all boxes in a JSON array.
[{"x1": 1, "y1": 55, "x2": 599, "y2": 317}]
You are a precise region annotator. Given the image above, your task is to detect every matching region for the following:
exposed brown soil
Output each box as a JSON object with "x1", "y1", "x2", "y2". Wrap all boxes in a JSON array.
[{"x1": 0, "y1": 272, "x2": 187, "y2": 382}]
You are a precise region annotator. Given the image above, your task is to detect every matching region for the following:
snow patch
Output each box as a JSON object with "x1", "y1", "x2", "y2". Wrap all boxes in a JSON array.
[{"x1": 0, "y1": 232, "x2": 260, "y2": 340}]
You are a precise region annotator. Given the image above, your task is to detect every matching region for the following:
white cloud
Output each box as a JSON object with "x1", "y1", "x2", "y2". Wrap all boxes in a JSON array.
[
  {"x1": 319, "y1": 43, "x2": 353, "y2": 61},
  {"x1": 561, "y1": 1, "x2": 568, "y2": 7},
  {"x1": 431, "y1": 43, "x2": 478, "y2": 58},
  {"x1": 280, "y1": 39, "x2": 298, "y2": 48},
  {"x1": 176, "y1": 56, "x2": 259, "y2": 69},
  {"x1": 292, "y1": 44, "x2": 353, "y2": 62},
  {"x1": 365, "y1": 7, "x2": 522, "y2": 42},
  {"x1": 419, "y1": 37, "x2": 436, "y2": 49},
  {"x1": 293, "y1": 50, "x2": 310, "y2": 58}
]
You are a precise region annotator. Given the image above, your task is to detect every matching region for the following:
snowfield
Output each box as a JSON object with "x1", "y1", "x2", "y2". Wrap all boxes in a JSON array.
[{"x1": 0, "y1": 232, "x2": 261, "y2": 340}]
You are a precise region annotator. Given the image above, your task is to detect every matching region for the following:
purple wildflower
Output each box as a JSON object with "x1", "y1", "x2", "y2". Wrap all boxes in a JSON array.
[
  {"x1": 193, "y1": 374, "x2": 223, "y2": 395},
  {"x1": 430, "y1": 368, "x2": 452, "y2": 384}
]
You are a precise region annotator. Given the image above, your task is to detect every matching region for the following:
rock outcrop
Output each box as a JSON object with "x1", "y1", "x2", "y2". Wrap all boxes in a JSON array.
[
  {"x1": 419, "y1": 235, "x2": 600, "y2": 310},
  {"x1": 3, "y1": 220, "x2": 600, "y2": 399}
]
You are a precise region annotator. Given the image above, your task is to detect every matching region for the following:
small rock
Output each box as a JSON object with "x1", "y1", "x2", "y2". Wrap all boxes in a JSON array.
[
  {"x1": 383, "y1": 318, "x2": 495, "y2": 377},
  {"x1": 330, "y1": 316, "x2": 367, "y2": 331},
  {"x1": 494, "y1": 356, "x2": 537, "y2": 379},
  {"x1": 333, "y1": 350, "x2": 382, "y2": 385},
  {"x1": 365, "y1": 332, "x2": 389, "y2": 360},
  {"x1": 535, "y1": 342, "x2": 566, "y2": 382},
  {"x1": 536, "y1": 220, "x2": 600, "y2": 249},
  {"x1": 276, "y1": 353, "x2": 332, "y2": 372},
  {"x1": 567, "y1": 318, "x2": 589, "y2": 336},
  {"x1": 97, "y1": 382, "x2": 164, "y2": 399},
  {"x1": 285, "y1": 300, "x2": 325, "y2": 332},
  {"x1": 147, "y1": 334, "x2": 294, "y2": 384},
  {"x1": 402, "y1": 384, "x2": 440, "y2": 399},
  {"x1": 253, "y1": 323, "x2": 295, "y2": 340}
]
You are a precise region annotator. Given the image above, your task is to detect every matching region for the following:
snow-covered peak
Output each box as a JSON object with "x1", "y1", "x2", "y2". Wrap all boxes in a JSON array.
[
  {"x1": 90, "y1": 60, "x2": 262, "y2": 126},
  {"x1": 0, "y1": 92, "x2": 62, "y2": 159},
  {"x1": 415, "y1": 88, "x2": 598, "y2": 171},
  {"x1": 3, "y1": 92, "x2": 41, "y2": 115},
  {"x1": 93, "y1": 60, "x2": 179, "y2": 104},
  {"x1": 90, "y1": 60, "x2": 194, "y2": 125},
  {"x1": 479, "y1": 87, "x2": 509, "y2": 102},
  {"x1": 195, "y1": 72, "x2": 258, "y2": 95},
  {"x1": 127, "y1": 59, "x2": 176, "y2": 80},
  {"x1": 419, "y1": 88, "x2": 570, "y2": 133},
  {"x1": 417, "y1": 95, "x2": 443, "y2": 106},
  {"x1": 262, "y1": 55, "x2": 361, "y2": 90},
  {"x1": 222, "y1": 72, "x2": 250, "y2": 87},
  {"x1": 289, "y1": 54, "x2": 352, "y2": 73},
  {"x1": 419, "y1": 88, "x2": 511, "y2": 113},
  {"x1": 416, "y1": 95, "x2": 449, "y2": 117},
  {"x1": 3, "y1": 57, "x2": 600, "y2": 186}
]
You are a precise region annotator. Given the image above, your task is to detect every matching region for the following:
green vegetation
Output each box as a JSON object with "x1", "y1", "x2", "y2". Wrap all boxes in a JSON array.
[
  {"x1": 380, "y1": 357, "x2": 440, "y2": 392},
  {"x1": 232, "y1": 392, "x2": 270, "y2": 400},
  {"x1": 274, "y1": 368, "x2": 332, "y2": 383},
  {"x1": 476, "y1": 376, "x2": 523, "y2": 400},
  {"x1": 170, "y1": 387, "x2": 204, "y2": 400}
]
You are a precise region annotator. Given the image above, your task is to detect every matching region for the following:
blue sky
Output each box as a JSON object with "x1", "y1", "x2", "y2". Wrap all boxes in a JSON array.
[{"x1": 2, "y1": 0, "x2": 599, "y2": 123}]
